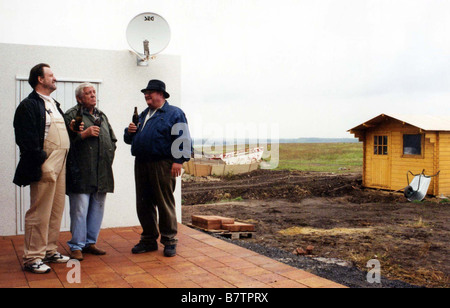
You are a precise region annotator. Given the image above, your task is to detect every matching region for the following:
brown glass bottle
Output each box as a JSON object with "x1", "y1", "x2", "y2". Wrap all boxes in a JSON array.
[
  {"x1": 133, "y1": 107, "x2": 139, "y2": 126},
  {"x1": 74, "y1": 105, "x2": 83, "y2": 131}
]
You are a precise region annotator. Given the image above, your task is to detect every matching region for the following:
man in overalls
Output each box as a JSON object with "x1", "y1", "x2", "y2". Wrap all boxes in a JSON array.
[{"x1": 13, "y1": 63, "x2": 71, "y2": 274}]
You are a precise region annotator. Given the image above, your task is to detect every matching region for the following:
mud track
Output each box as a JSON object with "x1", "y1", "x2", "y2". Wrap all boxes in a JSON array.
[{"x1": 182, "y1": 169, "x2": 403, "y2": 205}]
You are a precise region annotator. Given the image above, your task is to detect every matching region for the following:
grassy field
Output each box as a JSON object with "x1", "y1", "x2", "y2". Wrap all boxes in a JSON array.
[
  {"x1": 273, "y1": 142, "x2": 363, "y2": 173},
  {"x1": 195, "y1": 142, "x2": 363, "y2": 173}
]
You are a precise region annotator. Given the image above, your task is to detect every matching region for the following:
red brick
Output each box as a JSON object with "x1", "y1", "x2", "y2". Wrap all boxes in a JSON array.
[
  {"x1": 222, "y1": 222, "x2": 255, "y2": 232},
  {"x1": 192, "y1": 216, "x2": 222, "y2": 230},
  {"x1": 191, "y1": 215, "x2": 235, "y2": 230}
]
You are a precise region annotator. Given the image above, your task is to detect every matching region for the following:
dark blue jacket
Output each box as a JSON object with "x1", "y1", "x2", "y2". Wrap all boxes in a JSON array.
[{"x1": 124, "y1": 101, "x2": 192, "y2": 164}]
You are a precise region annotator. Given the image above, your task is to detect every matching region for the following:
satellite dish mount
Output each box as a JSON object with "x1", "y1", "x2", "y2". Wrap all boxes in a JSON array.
[{"x1": 126, "y1": 13, "x2": 171, "y2": 66}]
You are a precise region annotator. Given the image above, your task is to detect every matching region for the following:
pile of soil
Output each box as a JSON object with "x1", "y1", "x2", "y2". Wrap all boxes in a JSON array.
[
  {"x1": 182, "y1": 169, "x2": 404, "y2": 205},
  {"x1": 182, "y1": 169, "x2": 449, "y2": 288}
]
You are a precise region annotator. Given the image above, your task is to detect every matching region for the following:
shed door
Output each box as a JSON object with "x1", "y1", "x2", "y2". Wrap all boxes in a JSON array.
[
  {"x1": 15, "y1": 78, "x2": 101, "y2": 235},
  {"x1": 370, "y1": 133, "x2": 391, "y2": 188}
]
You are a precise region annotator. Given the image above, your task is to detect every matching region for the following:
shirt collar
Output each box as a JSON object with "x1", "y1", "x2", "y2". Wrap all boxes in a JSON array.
[{"x1": 36, "y1": 91, "x2": 54, "y2": 103}]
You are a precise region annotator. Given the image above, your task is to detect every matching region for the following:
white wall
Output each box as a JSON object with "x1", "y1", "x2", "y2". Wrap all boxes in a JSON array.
[{"x1": 0, "y1": 42, "x2": 182, "y2": 236}]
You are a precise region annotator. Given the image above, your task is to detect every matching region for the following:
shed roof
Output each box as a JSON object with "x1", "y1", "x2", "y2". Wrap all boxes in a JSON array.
[{"x1": 349, "y1": 114, "x2": 450, "y2": 132}]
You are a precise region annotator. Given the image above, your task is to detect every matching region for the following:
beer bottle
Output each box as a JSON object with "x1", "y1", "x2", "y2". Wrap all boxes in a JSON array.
[
  {"x1": 133, "y1": 107, "x2": 139, "y2": 126},
  {"x1": 74, "y1": 105, "x2": 83, "y2": 131}
]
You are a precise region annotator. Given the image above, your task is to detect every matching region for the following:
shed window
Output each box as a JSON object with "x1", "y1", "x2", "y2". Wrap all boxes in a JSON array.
[
  {"x1": 374, "y1": 135, "x2": 388, "y2": 155},
  {"x1": 403, "y1": 134, "x2": 422, "y2": 155}
]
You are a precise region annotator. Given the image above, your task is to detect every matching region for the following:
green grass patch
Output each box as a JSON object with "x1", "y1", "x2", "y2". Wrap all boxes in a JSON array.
[{"x1": 273, "y1": 143, "x2": 363, "y2": 173}]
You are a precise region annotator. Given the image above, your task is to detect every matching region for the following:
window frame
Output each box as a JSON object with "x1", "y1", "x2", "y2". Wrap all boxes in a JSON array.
[
  {"x1": 373, "y1": 134, "x2": 388, "y2": 156},
  {"x1": 401, "y1": 133, "x2": 425, "y2": 159}
]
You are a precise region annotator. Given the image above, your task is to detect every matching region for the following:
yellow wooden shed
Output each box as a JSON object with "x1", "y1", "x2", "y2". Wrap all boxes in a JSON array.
[{"x1": 348, "y1": 114, "x2": 450, "y2": 197}]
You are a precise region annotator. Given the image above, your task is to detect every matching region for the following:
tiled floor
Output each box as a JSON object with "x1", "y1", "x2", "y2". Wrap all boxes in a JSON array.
[{"x1": 0, "y1": 224, "x2": 346, "y2": 288}]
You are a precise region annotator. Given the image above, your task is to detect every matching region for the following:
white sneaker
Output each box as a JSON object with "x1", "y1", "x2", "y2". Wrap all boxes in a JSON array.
[
  {"x1": 24, "y1": 261, "x2": 51, "y2": 274},
  {"x1": 44, "y1": 252, "x2": 70, "y2": 263}
]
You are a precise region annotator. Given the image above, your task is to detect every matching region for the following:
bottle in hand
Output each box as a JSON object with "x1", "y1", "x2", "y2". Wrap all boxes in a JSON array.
[
  {"x1": 133, "y1": 107, "x2": 139, "y2": 126},
  {"x1": 74, "y1": 105, "x2": 83, "y2": 131}
]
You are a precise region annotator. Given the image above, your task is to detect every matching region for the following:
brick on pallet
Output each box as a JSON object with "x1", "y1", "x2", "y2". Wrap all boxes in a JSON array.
[
  {"x1": 222, "y1": 222, "x2": 255, "y2": 232},
  {"x1": 215, "y1": 216, "x2": 235, "y2": 225},
  {"x1": 191, "y1": 215, "x2": 235, "y2": 230},
  {"x1": 191, "y1": 216, "x2": 221, "y2": 229}
]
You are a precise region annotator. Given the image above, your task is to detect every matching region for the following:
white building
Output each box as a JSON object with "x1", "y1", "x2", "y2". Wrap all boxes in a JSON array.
[{"x1": 0, "y1": 42, "x2": 182, "y2": 236}]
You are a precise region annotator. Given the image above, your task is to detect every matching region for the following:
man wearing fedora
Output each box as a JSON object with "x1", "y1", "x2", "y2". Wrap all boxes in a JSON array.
[{"x1": 124, "y1": 79, "x2": 191, "y2": 257}]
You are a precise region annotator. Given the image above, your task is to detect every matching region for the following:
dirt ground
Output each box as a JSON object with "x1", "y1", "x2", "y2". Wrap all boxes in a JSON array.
[{"x1": 181, "y1": 169, "x2": 449, "y2": 288}]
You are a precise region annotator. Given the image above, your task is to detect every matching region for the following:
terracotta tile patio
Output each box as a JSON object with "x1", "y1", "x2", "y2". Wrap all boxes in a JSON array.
[{"x1": 0, "y1": 223, "x2": 346, "y2": 288}]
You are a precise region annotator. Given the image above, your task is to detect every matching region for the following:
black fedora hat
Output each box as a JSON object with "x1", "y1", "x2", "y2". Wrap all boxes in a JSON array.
[{"x1": 141, "y1": 79, "x2": 170, "y2": 98}]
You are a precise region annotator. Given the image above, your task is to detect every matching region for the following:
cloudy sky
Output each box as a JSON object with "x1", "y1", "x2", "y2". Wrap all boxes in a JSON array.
[{"x1": 1, "y1": 0, "x2": 450, "y2": 139}]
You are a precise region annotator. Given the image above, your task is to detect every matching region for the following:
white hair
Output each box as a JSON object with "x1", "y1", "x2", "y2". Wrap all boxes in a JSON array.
[{"x1": 75, "y1": 82, "x2": 96, "y2": 102}]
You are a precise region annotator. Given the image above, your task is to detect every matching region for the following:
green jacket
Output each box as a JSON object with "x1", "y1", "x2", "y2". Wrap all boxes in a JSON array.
[{"x1": 64, "y1": 105, "x2": 117, "y2": 194}]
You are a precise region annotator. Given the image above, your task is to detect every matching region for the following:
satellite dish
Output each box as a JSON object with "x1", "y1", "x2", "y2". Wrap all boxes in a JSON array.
[{"x1": 126, "y1": 12, "x2": 171, "y2": 66}]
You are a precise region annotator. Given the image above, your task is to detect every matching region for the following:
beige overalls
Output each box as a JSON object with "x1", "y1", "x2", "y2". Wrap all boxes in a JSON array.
[{"x1": 23, "y1": 111, "x2": 70, "y2": 265}]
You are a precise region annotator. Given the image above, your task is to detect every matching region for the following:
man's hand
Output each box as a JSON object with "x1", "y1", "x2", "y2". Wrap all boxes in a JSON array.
[
  {"x1": 69, "y1": 119, "x2": 84, "y2": 132},
  {"x1": 171, "y1": 163, "x2": 183, "y2": 177},
  {"x1": 81, "y1": 126, "x2": 100, "y2": 139},
  {"x1": 128, "y1": 123, "x2": 138, "y2": 134}
]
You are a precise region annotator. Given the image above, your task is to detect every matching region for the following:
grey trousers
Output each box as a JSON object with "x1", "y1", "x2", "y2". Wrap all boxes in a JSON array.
[{"x1": 134, "y1": 159, "x2": 177, "y2": 246}]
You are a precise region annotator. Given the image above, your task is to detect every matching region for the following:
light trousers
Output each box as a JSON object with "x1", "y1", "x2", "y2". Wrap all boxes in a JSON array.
[
  {"x1": 23, "y1": 115, "x2": 69, "y2": 265},
  {"x1": 67, "y1": 193, "x2": 106, "y2": 251}
]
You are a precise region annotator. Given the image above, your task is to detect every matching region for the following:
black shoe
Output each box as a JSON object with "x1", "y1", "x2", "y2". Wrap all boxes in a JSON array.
[
  {"x1": 164, "y1": 245, "x2": 177, "y2": 257},
  {"x1": 131, "y1": 241, "x2": 158, "y2": 254}
]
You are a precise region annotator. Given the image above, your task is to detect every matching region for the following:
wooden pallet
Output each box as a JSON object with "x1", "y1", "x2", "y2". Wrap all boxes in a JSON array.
[
  {"x1": 187, "y1": 224, "x2": 256, "y2": 240},
  {"x1": 222, "y1": 231, "x2": 255, "y2": 240}
]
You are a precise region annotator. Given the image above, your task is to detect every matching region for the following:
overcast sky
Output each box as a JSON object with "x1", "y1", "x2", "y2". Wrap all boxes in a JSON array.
[{"x1": 2, "y1": 0, "x2": 450, "y2": 139}]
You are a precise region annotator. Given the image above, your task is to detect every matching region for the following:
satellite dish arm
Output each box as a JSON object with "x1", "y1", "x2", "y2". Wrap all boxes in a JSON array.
[
  {"x1": 143, "y1": 40, "x2": 150, "y2": 59},
  {"x1": 129, "y1": 40, "x2": 150, "y2": 63},
  {"x1": 129, "y1": 49, "x2": 147, "y2": 61}
]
